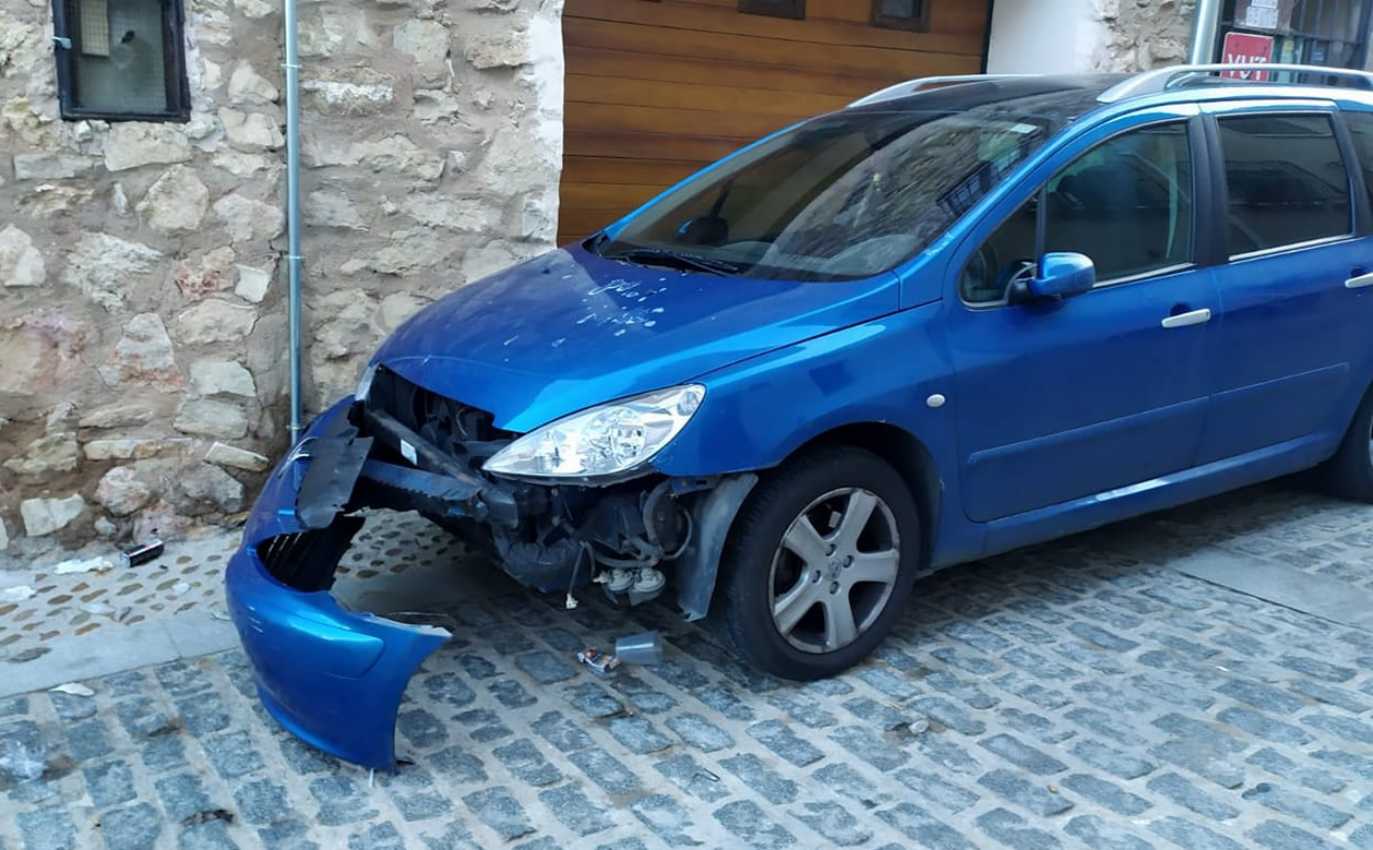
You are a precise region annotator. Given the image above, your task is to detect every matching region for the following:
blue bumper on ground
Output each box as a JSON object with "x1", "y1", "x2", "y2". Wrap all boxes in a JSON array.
[{"x1": 224, "y1": 398, "x2": 449, "y2": 769}]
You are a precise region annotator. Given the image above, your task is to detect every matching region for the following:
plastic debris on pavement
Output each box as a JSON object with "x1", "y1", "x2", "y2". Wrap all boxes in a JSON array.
[{"x1": 50, "y1": 683, "x2": 95, "y2": 697}]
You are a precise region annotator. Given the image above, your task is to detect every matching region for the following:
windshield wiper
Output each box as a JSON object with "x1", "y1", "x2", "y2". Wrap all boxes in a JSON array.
[{"x1": 604, "y1": 247, "x2": 745, "y2": 277}]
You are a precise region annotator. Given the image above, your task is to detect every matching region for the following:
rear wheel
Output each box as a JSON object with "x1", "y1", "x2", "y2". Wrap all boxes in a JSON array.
[
  {"x1": 1324, "y1": 387, "x2": 1373, "y2": 502},
  {"x1": 715, "y1": 446, "x2": 921, "y2": 680}
]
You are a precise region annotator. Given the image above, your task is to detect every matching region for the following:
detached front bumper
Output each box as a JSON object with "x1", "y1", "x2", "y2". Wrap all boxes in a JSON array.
[{"x1": 225, "y1": 397, "x2": 451, "y2": 769}]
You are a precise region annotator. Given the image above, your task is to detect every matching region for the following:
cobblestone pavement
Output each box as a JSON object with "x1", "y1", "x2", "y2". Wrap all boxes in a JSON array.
[{"x1": 3, "y1": 481, "x2": 1373, "y2": 850}]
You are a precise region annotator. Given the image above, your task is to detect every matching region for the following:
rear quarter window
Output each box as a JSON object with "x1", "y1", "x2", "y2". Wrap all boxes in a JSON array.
[
  {"x1": 1343, "y1": 109, "x2": 1373, "y2": 212},
  {"x1": 1217, "y1": 114, "x2": 1352, "y2": 256}
]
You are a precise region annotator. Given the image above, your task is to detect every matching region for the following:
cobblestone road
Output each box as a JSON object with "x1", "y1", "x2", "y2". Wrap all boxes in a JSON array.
[{"x1": 3, "y1": 481, "x2": 1373, "y2": 850}]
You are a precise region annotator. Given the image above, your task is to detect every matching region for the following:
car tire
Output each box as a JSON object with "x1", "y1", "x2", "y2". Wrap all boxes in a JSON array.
[
  {"x1": 714, "y1": 446, "x2": 921, "y2": 680},
  {"x1": 1324, "y1": 386, "x2": 1373, "y2": 502}
]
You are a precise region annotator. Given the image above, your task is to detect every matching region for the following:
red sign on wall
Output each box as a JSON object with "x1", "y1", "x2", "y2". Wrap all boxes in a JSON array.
[{"x1": 1220, "y1": 32, "x2": 1276, "y2": 81}]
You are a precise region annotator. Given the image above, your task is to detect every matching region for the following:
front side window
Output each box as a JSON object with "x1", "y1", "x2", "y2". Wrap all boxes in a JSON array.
[
  {"x1": 53, "y1": 0, "x2": 190, "y2": 121},
  {"x1": 1219, "y1": 114, "x2": 1351, "y2": 255},
  {"x1": 961, "y1": 121, "x2": 1194, "y2": 304},
  {"x1": 1338, "y1": 110, "x2": 1373, "y2": 215},
  {"x1": 593, "y1": 88, "x2": 1104, "y2": 282}
]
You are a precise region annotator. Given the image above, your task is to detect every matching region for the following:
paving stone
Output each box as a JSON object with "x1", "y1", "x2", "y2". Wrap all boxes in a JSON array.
[
  {"x1": 201, "y1": 731, "x2": 264, "y2": 779},
  {"x1": 812, "y1": 762, "x2": 890, "y2": 810},
  {"x1": 1145, "y1": 772, "x2": 1240, "y2": 820},
  {"x1": 876, "y1": 802, "x2": 976, "y2": 850},
  {"x1": 720, "y1": 753, "x2": 798, "y2": 805},
  {"x1": 745, "y1": 720, "x2": 817, "y2": 764},
  {"x1": 631, "y1": 793, "x2": 702, "y2": 847},
  {"x1": 381, "y1": 765, "x2": 452, "y2": 821},
  {"x1": 16, "y1": 806, "x2": 77, "y2": 850},
  {"x1": 828, "y1": 725, "x2": 908, "y2": 771},
  {"x1": 1061, "y1": 773, "x2": 1151, "y2": 816},
  {"x1": 979, "y1": 733, "x2": 1067, "y2": 775},
  {"x1": 98, "y1": 802, "x2": 163, "y2": 850},
  {"x1": 492, "y1": 739, "x2": 562, "y2": 787},
  {"x1": 1247, "y1": 819, "x2": 1344, "y2": 850},
  {"x1": 538, "y1": 783, "x2": 613, "y2": 837},
  {"x1": 1149, "y1": 815, "x2": 1245, "y2": 850},
  {"x1": 1070, "y1": 738, "x2": 1156, "y2": 780},
  {"x1": 606, "y1": 714, "x2": 672, "y2": 754},
  {"x1": 654, "y1": 754, "x2": 730, "y2": 803},
  {"x1": 232, "y1": 778, "x2": 289, "y2": 825},
  {"x1": 978, "y1": 807, "x2": 1063, "y2": 850},
  {"x1": 1246, "y1": 747, "x2": 1346, "y2": 794},
  {"x1": 308, "y1": 775, "x2": 379, "y2": 826},
  {"x1": 422, "y1": 672, "x2": 477, "y2": 708},
  {"x1": 568, "y1": 747, "x2": 641, "y2": 796},
  {"x1": 565, "y1": 682, "x2": 626, "y2": 719},
  {"x1": 1217, "y1": 706, "x2": 1312, "y2": 746},
  {"x1": 978, "y1": 769, "x2": 1073, "y2": 817},
  {"x1": 893, "y1": 767, "x2": 979, "y2": 813},
  {"x1": 790, "y1": 800, "x2": 871, "y2": 847},
  {"x1": 1241, "y1": 782, "x2": 1351, "y2": 830},
  {"x1": 83, "y1": 759, "x2": 136, "y2": 809},
  {"x1": 514, "y1": 650, "x2": 577, "y2": 684},
  {"x1": 1065, "y1": 815, "x2": 1155, "y2": 850},
  {"x1": 715, "y1": 799, "x2": 796, "y2": 850},
  {"x1": 462, "y1": 786, "x2": 534, "y2": 841},
  {"x1": 666, "y1": 713, "x2": 734, "y2": 753},
  {"x1": 1216, "y1": 679, "x2": 1305, "y2": 714}
]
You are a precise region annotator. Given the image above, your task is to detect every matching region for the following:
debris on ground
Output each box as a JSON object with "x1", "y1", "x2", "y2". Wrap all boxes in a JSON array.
[
  {"x1": 52, "y1": 556, "x2": 116, "y2": 575},
  {"x1": 180, "y1": 809, "x2": 234, "y2": 827},
  {"x1": 1, "y1": 585, "x2": 37, "y2": 603},
  {"x1": 614, "y1": 631, "x2": 664, "y2": 665},
  {"x1": 576, "y1": 647, "x2": 622, "y2": 676},
  {"x1": 49, "y1": 683, "x2": 95, "y2": 697},
  {"x1": 122, "y1": 539, "x2": 165, "y2": 567}
]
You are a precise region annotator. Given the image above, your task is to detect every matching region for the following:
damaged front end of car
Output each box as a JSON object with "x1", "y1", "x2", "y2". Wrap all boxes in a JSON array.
[{"x1": 225, "y1": 366, "x2": 755, "y2": 769}]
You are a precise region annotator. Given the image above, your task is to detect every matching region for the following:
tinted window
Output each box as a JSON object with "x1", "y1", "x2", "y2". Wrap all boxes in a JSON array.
[
  {"x1": 593, "y1": 88, "x2": 1106, "y2": 282},
  {"x1": 1219, "y1": 115, "x2": 1351, "y2": 255},
  {"x1": 961, "y1": 122, "x2": 1193, "y2": 304},
  {"x1": 1344, "y1": 110, "x2": 1373, "y2": 212}
]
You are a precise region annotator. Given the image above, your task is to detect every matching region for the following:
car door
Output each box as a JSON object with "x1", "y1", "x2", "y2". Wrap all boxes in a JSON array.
[
  {"x1": 947, "y1": 105, "x2": 1221, "y2": 523},
  {"x1": 1198, "y1": 100, "x2": 1371, "y2": 462}
]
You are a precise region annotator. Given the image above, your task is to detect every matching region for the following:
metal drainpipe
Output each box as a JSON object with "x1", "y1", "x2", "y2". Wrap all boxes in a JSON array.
[
  {"x1": 283, "y1": 0, "x2": 304, "y2": 444},
  {"x1": 1189, "y1": 0, "x2": 1223, "y2": 65}
]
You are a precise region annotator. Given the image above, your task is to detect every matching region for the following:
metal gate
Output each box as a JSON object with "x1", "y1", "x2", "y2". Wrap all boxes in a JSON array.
[{"x1": 1216, "y1": 0, "x2": 1373, "y2": 71}]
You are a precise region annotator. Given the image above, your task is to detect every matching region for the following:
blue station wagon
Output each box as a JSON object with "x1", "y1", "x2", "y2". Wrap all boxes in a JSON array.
[{"x1": 227, "y1": 64, "x2": 1373, "y2": 768}]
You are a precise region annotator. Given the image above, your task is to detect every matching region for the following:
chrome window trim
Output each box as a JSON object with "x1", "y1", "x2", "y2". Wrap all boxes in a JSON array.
[{"x1": 1227, "y1": 233, "x2": 1359, "y2": 263}]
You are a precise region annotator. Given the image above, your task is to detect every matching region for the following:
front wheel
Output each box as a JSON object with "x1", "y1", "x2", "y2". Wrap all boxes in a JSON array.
[{"x1": 715, "y1": 447, "x2": 921, "y2": 680}]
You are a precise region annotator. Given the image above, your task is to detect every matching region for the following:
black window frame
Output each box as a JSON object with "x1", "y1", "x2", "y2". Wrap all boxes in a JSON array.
[
  {"x1": 960, "y1": 116, "x2": 1209, "y2": 308},
  {"x1": 51, "y1": 0, "x2": 191, "y2": 123},
  {"x1": 738, "y1": 0, "x2": 805, "y2": 20},
  {"x1": 871, "y1": 0, "x2": 930, "y2": 32},
  {"x1": 1207, "y1": 110, "x2": 1358, "y2": 260}
]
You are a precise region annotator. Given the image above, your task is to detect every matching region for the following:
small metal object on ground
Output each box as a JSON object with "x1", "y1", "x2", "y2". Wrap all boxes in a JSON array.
[
  {"x1": 614, "y1": 631, "x2": 663, "y2": 665},
  {"x1": 576, "y1": 647, "x2": 621, "y2": 676}
]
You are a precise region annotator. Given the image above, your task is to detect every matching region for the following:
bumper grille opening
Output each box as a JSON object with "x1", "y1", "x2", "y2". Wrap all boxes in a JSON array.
[
  {"x1": 365, "y1": 367, "x2": 514, "y2": 456},
  {"x1": 257, "y1": 516, "x2": 365, "y2": 592}
]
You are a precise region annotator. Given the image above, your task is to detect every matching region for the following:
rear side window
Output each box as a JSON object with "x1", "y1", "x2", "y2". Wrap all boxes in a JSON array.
[
  {"x1": 1343, "y1": 110, "x2": 1373, "y2": 212},
  {"x1": 1218, "y1": 114, "x2": 1351, "y2": 256}
]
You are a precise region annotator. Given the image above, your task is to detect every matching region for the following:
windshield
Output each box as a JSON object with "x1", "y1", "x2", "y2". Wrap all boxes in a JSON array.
[{"x1": 590, "y1": 88, "x2": 1104, "y2": 282}]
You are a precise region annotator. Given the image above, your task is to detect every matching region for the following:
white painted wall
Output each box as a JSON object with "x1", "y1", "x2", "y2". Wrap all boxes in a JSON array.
[{"x1": 986, "y1": 0, "x2": 1110, "y2": 74}]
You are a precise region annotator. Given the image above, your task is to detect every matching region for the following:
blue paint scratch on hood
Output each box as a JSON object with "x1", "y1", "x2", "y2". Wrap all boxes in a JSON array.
[{"x1": 372, "y1": 245, "x2": 901, "y2": 432}]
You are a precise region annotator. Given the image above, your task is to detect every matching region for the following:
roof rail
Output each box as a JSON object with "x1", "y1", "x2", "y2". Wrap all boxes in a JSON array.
[
  {"x1": 848, "y1": 74, "x2": 1031, "y2": 108},
  {"x1": 1098, "y1": 63, "x2": 1373, "y2": 103}
]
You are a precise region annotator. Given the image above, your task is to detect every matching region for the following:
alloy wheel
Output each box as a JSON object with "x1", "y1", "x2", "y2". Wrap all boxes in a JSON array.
[{"x1": 767, "y1": 487, "x2": 901, "y2": 654}]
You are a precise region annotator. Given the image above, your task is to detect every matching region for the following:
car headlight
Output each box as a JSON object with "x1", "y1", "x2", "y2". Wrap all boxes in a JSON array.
[
  {"x1": 355, "y1": 364, "x2": 377, "y2": 403},
  {"x1": 483, "y1": 384, "x2": 705, "y2": 481}
]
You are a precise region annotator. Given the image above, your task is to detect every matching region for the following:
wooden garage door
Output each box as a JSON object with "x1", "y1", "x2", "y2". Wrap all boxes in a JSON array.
[{"x1": 558, "y1": 0, "x2": 991, "y2": 245}]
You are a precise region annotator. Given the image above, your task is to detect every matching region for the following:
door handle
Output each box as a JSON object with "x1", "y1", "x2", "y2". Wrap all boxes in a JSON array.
[
  {"x1": 1161, "y1": 308, "x2": 1211, "y2": 329},
  {"x1": 1346, "y1": 271, "x2": 1373, "y2": 289}
]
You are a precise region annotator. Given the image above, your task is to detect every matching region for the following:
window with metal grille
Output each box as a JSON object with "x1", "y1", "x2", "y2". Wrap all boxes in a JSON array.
[
  {"x1": 51, "y1": 0, "x2": 190, "y2": 121},
  {"x1": 738, "y1": 0, "x2": 805, "y2": 20},
  {"x1": 872, "y1": 0, "x2": 929, "y2": 31}
]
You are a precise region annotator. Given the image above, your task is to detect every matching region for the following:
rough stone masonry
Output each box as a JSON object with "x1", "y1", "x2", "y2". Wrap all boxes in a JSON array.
[{"x1": 0, "y1": 0, "x2": 565, "y2": 558}]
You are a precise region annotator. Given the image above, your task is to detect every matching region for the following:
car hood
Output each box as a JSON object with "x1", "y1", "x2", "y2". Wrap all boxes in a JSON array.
[{"x1": 372, "y1": 245, "x2": 900, "y2": 432}]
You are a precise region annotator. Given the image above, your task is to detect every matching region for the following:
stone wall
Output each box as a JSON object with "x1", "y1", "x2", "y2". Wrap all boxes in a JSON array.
[
  {"x1": 1089, "y1": 0, "x2": 1195, "y2": 72},
  {"x1": 0, "y1": 0, "x2": 563, "y2": 558}
]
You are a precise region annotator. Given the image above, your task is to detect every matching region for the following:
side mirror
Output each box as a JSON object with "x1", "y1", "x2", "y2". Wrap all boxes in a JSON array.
[{"x1": 1023, "y1": 252, "x2": 1095, "y2": 301}]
